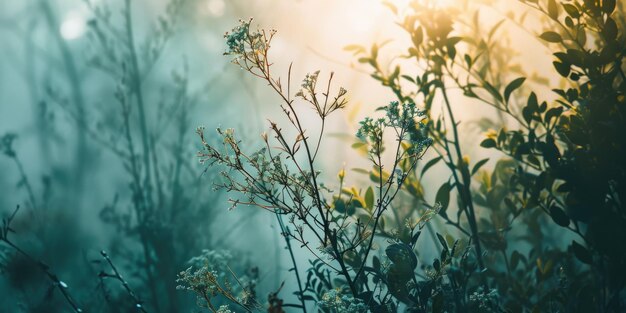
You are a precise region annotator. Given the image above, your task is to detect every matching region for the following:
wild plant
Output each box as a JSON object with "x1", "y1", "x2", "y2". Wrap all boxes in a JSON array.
[
  {"x1": 2, "y1": 0, "x2": 239, "y2": 311},
  {"x1": 195, "y1": 18, "x2": 439, "y2": 312},
  {"x1": 0, "y1": 205, "x2": 83, "y2": 312},
  {"x1": 65, "y1": 0, "x2": 231, "y2": 311}
]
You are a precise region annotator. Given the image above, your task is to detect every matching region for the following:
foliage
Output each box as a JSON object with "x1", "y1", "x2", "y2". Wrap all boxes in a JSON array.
[
  {"x1": 0, "y1": 0, "x2": 240, "y2": 312},
  {"x1": 1, "y1": 0, "x2": 625, "y2": 312},
  {"x1": 194, "y1": 0, "x2": 626, "y2": 312}
]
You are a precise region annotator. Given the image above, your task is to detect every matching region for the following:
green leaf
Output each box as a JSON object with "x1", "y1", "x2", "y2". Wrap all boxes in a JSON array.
[
  {"x1": 480, "y1": 138, "x2": 497, "y2": 148},
  {"x1": 548, "y1": 0, "x2": 559, "y2": 19},
  {"x1": 504, "y1": 77, "x2": 526, "y2": 103},
  {"x1": 483, "y1": 81, "x2": 503, "y2": 102},
  {"x1": 545, "y1": 106, "x2": 564, "y2": 124},
  {"x1": 343, "y1": 44, "x2": 364, "y2": 52},
  {"x1": 540, "y1": 31, "x2": 562, "y2": 43},
  {"x1": 464, "y1": 54, "x2": 473, "y2": 69},
  {"x1": 351, "y1": 142, "x2": 367, "y2": 149},
  {"x1": 549, "y1": 205, "x2": 570, "y2": 227},
  {"x1": 386, "y1": 243, "x2": 418, "y2": 270},
  {"x1": 401, "y1": 75, "x2": 415, "y2": 83},
  {"x1": 365, "y1": 187, "x2": 374, "y2": 210},
  {"x1": 334, "y1": 199, "x2": 346, "y2": 213},
  {"x1": 351, "y1": 168, "x2": 369, "y2": 175},
  {"x1": 436, "y1": 233, "x2": 448, "y2": 251},
  {"x1": 412, "y1": 27, "x2": 424, "y2": 47},
  {"x1": 420, "y1": 156, "x2": 443, "y2": 177},
  {"x1": 571, "y1": 241, "x2": 593, "y2": 265},
  {"x1": 527, "y1": 92, "x2": 539, "y2": 110},
  {"x1": 523, "y1": 106, "x2": 533, "y2": 124},
  {"x1": 471, "y1": 158, "x2": 490, "y2": 176},
  {"x1": 603, "y1": 17, "x2": 617, "y2": 41},
  {"x1": 553, "y1": 61, "x2": 571, "y2": 77},
  {"x1": 510, "y1": 251, "x2": 521, "y2": 270},
  {"x1": 435, "y1": 182, "x2": 451, "y2": 213},
  {"x1": 603, "y1": 0, "x2": 616, "y2": 14},
  {"x1": 562, "y1": 3, "x2": 580, "y2": 18}
]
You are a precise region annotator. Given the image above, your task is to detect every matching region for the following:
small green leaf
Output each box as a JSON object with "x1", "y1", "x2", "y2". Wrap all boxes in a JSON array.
[
  {"x1": 365, "y1": 187, "x2": 374, "y2": 210},
  {"x1": 603, "y1": 0, "x2": 616, "y2": 14},
  {"x1": 480, "y1": 138, "x2": 497, "y2": 148},
  {"x1": 433, "y1": 259, "x2": 441, "y2": 271},
  {"x1": 483, "y1": 81, "x2": 503, "y2": 102},
  {"x1": 464, "y1": 54, "x2": 473, "y2": 69},
  {"x1": 571, "y1": 241, "x2": 593, "y2": 265},
  {"x1": 351, "y1": 142, "x2": 367, "y2": 149},
  {"x1": 562, "y1": 3, "x2": 580, "y2": 18},
  {"x1": 420, "y1": 156, "x2": 443, "y2": 177},
  {"x1": 549, "y1": 205, "x2": 570, "y2": 227},
  {"x1": 386, "y1": 243, "x2": 418, "y2": 270},
  {"x1": 553, "y1": 61, "x2": 571, "y2": 77},
  {"x1": 435, "y1": 182, "x2": 451, "y2": 213},
  {"x1": 523, "y1": 106, "x2": 533, "y2": 124},
  {"x1": 548, "y1": 0, "x2": 559, "y2": 19},
  {"x1": 540, "y1": 31, "x2": 562, "y2": 43},
  {"x1": 436, "y1": 233, "x2": 448, "y2": 251},
  {"x1": 510, "y1": 251, "x2": 521, "y2": 270},
  {"x1": 412, "y1": 27, "x2": 424, "y2": 47},
  {"x1": 334, "y1": 199, "x2": 346, "y2": 213},
  {"x1": 545, "y1": 107, "x2": 564, "y2": 124},
  {"x1": 504, "y1": 77, "x2": 526, "y2": 103},
  {"x1": 343, "y1": 44, "x2": 364, "y2": 52},
  {"x1": 603, "y1": 17, "x2": 617, "y2": 41},
  {"x1": 471, "y1": 158, "x2": 490, "y2": 176}
]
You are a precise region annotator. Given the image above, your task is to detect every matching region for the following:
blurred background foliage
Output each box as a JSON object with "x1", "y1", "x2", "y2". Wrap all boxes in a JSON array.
[{"x1": 0, "y1": 0, "x2": 397, "y2": 311}]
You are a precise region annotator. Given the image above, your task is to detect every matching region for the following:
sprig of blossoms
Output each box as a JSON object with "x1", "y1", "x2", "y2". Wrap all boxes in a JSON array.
[
  {"x1": 357, "y1": 101, "x2": 432, "y2": 156},
  {"x1": 176, "y1": 249, "x2": 233, "y2": 296},
  {"x1": 177, "y1": 249, "x2": 261, "y2": 310},
  {"x1": 224, "y1": 19, "x2": 272, "y2": 63},
  {"x1": 320, "y1": 289, "x2": 368, "y2": 313},
  {"x1": 469, "y1": 287, "x2": 500, "y2": 312}
]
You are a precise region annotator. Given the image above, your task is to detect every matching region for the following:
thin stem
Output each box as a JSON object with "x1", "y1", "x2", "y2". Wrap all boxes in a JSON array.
[
  {"x1": 276, "y1": 214, "x2": 308, "y2": 313},
  {"x1": 1, "y1": 207, "x2": 82, "y2": 313},
  {"x1": 439, "y1": 85, "x2": 487, "y2": 275}
]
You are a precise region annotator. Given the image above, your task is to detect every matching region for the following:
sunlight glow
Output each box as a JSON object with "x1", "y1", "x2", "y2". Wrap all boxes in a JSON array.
[
  {"x1": 345, "y1": 0, "x2": 383, "y2": 33},
  {"x1": 60, "y1": 11, "x2": 86, "y2": 40},
  {"x1": 207, "y1": 0, "x2": 225, "y2": 17},
  {"x1": 431, "y1": 0, "x2": 455, "y2": 8},
  {"x1": 412, "y1": 0, "x2": 457, "y2": 9}
]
